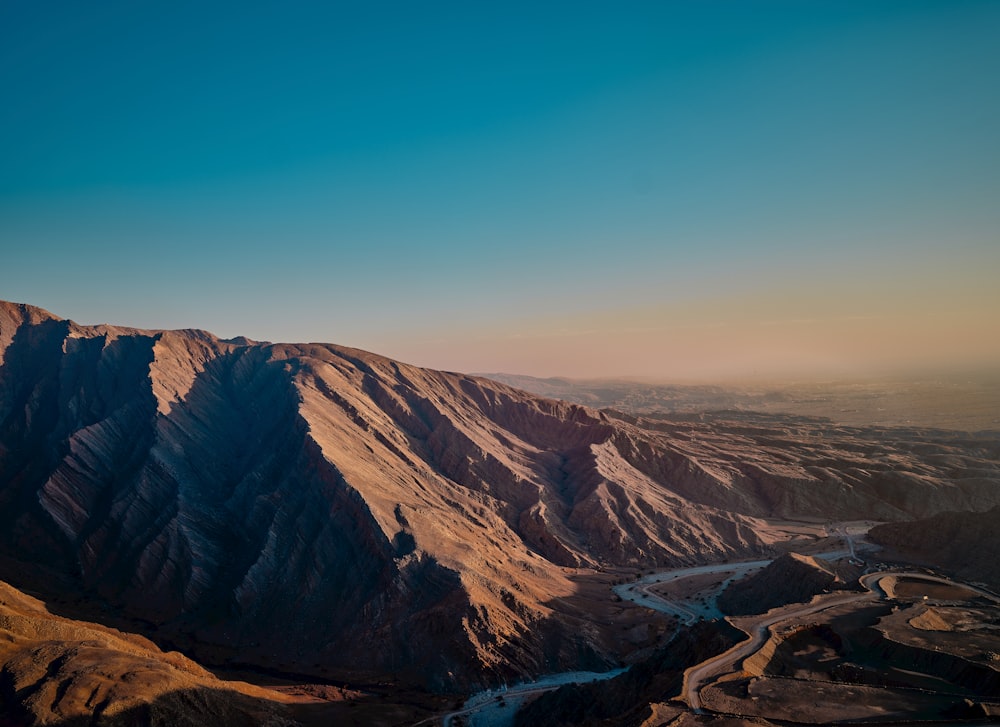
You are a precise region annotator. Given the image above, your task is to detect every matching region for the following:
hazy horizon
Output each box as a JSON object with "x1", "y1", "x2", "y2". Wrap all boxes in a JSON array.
[{"x1": 3, "y1": 2, "x2": 998, "y2": 380}]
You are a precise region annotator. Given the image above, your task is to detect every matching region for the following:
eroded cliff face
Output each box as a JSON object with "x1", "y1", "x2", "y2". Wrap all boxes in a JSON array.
[
  {"x1": 0, "y1": 301, "x2": 998, "y2": 689},
  {"x1": 0, "y1": 305, "x2": 477, "y2": 688}
]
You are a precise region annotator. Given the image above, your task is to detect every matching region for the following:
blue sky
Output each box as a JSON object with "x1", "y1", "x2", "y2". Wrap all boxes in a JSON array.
[{"x1": 2, "y1": 1, "x2": 998, "y2": 378}]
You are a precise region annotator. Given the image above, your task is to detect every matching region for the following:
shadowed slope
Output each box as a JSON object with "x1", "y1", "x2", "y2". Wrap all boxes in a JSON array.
[
  {"x1": 718, "y1": 552, "x2": 846, "y2": 616},
  {"x1": 0, "y1": 300, "x2": 998, "y2": 691},
  {"x1": 869, "y1": 506, "x2": 1000, "y2": 589},
  {"x1": 0, "y1": 578, "x2": 295, "y2": 726}
]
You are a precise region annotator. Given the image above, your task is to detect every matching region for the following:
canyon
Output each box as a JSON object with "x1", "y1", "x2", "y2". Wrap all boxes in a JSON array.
[{"x1": 1, "y1": 300, "x2": 998, "y2": 725}]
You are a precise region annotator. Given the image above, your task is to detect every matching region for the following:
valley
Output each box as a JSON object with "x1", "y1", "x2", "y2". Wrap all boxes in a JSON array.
[
  {"x1": 509, "y1": 551, "x2": 1000, "y2": 727},
  {"x1": 443, "y1": 520, "x2": 1000, "y2": 726},
  {"x1": 6, "y1": 0, "x2": 998, "y2": 724},
  {"x1": 0, "y1": 300, "x2": 998, "y2": 725}
]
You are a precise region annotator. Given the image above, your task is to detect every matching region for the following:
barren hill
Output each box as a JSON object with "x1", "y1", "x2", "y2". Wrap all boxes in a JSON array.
[
  {"x1": 718, "y1": 553, "x2": 846, "y2": 616},
  {"x1": 0, "y1": 577, "x2": 295, "y2": 726},
  {"x1": 869, "y1": 506, "x2": 1000, "y2": 590},
  {"x1": 1, "y1": 300, "x2": 998, "y2": 690}
]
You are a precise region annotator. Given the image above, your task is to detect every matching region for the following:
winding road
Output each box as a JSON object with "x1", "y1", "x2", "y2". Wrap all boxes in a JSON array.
[
  {"x1": 680, "y1": 569, "x2": 1000, "y2": 713},
  {"x1": 612, "y1": 548, "x2": 856, "y2": 624},
  {"x1": 612, "y1": 560, "x2": 768, "y2": 623},
  {"x1": 431, "y1": 547, "x2": 856, "y2": 726},
  {"x1": 428, "y1": 529, "x2": 895, "y2": 726},
  {"x1": 681, "y1": 589, "x2": 873, "y2": 711}
]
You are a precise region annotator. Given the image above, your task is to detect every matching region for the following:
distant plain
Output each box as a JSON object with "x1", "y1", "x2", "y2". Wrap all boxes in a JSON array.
[{"x1": 481, "y1": 372, "x2": 1000, "y2": 431}]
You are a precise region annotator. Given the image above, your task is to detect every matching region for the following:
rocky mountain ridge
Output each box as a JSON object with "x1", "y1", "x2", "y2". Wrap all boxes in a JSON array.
[{"x1": 1, "y1": 300, "x2": 998, "y2": 690}]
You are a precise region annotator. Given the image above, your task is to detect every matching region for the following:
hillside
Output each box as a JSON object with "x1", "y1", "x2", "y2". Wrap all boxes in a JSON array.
[
  {"x1": 717, "y1": 553, "x2": 846, "y2": 616},
  {"x1": 1, "y1": 300, "x2": 998, "y2": 691},
  {"x1": 869, "y1": 506, "x2": 1000, "y2": 590},
  {"x1": 0, "y1": 577, "x2": 295, "y2": 726}
]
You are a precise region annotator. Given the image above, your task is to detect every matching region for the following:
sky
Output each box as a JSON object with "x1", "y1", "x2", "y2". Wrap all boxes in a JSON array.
[{"x1": 2, "y1": 1, "x2": 998, "y2": 380}]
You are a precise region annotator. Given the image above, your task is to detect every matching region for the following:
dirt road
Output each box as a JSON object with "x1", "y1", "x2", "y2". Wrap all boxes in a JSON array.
[{"x1": 681, "y1": 590, "x2": 872, "y2": 711}]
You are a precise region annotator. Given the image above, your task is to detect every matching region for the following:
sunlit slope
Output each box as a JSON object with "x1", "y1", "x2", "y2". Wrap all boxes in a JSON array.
[{"x1": 1, "y1": 300, "x2": 997, "y2": 689}]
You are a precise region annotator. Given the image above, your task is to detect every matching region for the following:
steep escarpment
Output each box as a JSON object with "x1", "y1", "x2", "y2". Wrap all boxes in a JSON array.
[
  {"x1": 0, "y1": 312, "x2": 476, "y2": 688},
  {"x1": 0, "y1": 302, "x2": 763, "y2": 688},
  {"x1": 1, "y1": 300, "x2": 999, "y2": 691},
  {"x1": 869, "y1": 506, "x2": 1000, "y2": 590}
]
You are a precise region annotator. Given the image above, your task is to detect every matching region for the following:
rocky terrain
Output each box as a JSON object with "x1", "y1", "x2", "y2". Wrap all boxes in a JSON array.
[
  {"x1": 700, "y1": 579, "x2": 1000, "y2": 723},
  {"x1": 717, "y1": 553, "x2": 848, "y2": 616},
  {"x1": 0, "y1": 577, "x2": 295, "y2": 726},
  {"x1": 518, "y1": 572, "x2": 1000, "y2": 727},
  {"x1": 869, "y1": 506, "x2": 1000, "y2": 590},
  {"x1": 513, "y1": 620, "x2": 743, "y2": 727},
  {"x1": 1, "y1": 300, "x2": 999, "y2": 698}
]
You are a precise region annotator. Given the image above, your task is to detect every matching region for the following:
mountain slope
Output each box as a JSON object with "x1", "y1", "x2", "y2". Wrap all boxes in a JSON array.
[
  {"x1": 0, "y1": 577, "x2": 295, "y2": 726},
  {"x1": 717, "y1": 552, "x2": 846, "y2": 616},
  {"x1": 869, "y1": 506, "x2": 1000, "y2": 590},
  {"x1": 1, "y1": 300, "x2": 998, "y2": 690}
]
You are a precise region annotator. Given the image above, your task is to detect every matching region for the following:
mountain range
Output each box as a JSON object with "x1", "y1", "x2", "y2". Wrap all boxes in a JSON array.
[{"x1": 1, "y1": 300, "x2": 998, "y2": 692}]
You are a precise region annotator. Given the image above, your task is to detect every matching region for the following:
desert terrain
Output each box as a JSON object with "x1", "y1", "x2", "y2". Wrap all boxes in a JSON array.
[
  {"x1": 512, "y1": 546, "x2": 1000, "y2": 727},
  {"x1": 481, "y1": 372, "x2": 1000, "y2": 432},
  {"x1": 1, "y1": 300, "x2": 998, "y2": 725}
]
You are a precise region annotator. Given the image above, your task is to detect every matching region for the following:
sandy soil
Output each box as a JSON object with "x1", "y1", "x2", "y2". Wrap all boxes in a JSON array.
[
  {"x1": 649, "y1": 571, "x2": 734, "y2": 601},
  {"x1": 703, "y1": 676, "x2": 965, "y2": 723},
  {"x1": 563, "y1": 568, "x2": 679, "y2": 653},
  {"x1": 686, "y1": 565, "x2": 1000, "y2": 724},
  {"x1": 885, "y1": 575, "x2": 980, "y2": 601},
  {"x1": 878, "y1": 602, "x2": 1000, "y2": 667}
]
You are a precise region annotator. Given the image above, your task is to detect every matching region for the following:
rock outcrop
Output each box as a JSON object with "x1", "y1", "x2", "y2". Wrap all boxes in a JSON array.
[{"x1": 1, "y1": 300, "x2": 998, "y2": 690}]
